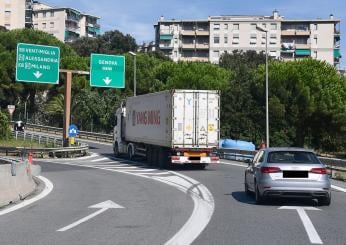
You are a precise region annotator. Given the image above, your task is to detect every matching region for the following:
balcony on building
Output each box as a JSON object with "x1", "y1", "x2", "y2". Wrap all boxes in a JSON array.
[
  {"x1": 159, "y1": 41, "x2": 173, "y2": 49},
  {"x1": 295, "y1": 49, "x2": 311, "y2": 56},
  {"x1": 195, "y1": 42, "x2": 209, "y2": 49},
  {"x1": 281, "y1": 23, "x2": 311, "y2": 36},
  {"x1": 160, "y1": 34, "x2": 174, "y2": 40},
  {"x1": 181, "y1": 30, "x2": 196, "y2": 36},
  {"x1": 334, "y1": 48, "x2": 341, "y2": 64},
  {"x1": 65, "y1": 8, "x2": 81, "y2": 23},
  {"x1": 181, "y1": 43, "x2": 195, "y2": 49}
]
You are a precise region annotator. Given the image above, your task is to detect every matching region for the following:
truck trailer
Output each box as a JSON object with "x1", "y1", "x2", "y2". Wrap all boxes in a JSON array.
[{"x1": 113, "y1": 90, "x2": 220, "y2": 169}]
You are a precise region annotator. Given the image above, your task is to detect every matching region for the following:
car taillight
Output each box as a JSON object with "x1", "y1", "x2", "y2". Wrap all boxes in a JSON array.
[
  {"x1": 261, "y1": 167, "x2": 281, "y2": 173},
  {"x1": 310, "y1": 168, "x2": 327, "y2": 174},
  {"x1": 211, "y1": 156, "x2": 219, "y2": 161},
  {"x1": 171, "y1": 156, "x2": 180, "y2": 161}
]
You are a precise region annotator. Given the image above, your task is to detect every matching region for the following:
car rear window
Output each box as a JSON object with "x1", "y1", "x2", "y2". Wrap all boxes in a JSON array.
[{"x1": 267, "y1": 151, "x2": 320, "y2": 164}]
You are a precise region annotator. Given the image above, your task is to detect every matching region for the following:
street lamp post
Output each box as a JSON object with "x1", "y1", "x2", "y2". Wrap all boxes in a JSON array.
[
  {"x1": 129, "y1": 51, "x2": 137, "y2": 96},
  {"x1": 256, "y1": 25, "x2": 269, "y2": 147}
]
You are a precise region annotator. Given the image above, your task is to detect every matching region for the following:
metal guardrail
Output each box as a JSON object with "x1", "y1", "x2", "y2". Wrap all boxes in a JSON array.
[
  {"x1": 14, "y1": 123, "x2": 346, "y2": 167},
  {"x1": 13, "y1": 131, "x2": 63, "y2": 147},
  {"x1": 24, "y1": 123, "x2": 113, "y2": 143},
  {"x1": 1, "y1": 131, "x2": 89, "y2": 158},
  {"x1": 216, "y1": 148, "x2": 346, "y2": 169}
]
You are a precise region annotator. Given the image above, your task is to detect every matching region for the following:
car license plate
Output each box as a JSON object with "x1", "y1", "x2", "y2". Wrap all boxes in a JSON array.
[{"x1": 283, "y1": 171, "x2": 308, "y2": 178}]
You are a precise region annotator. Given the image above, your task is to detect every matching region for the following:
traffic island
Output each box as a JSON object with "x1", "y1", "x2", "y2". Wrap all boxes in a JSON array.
[{"x1": 0, "y1": 159, "x2": 38, "y2": 208}]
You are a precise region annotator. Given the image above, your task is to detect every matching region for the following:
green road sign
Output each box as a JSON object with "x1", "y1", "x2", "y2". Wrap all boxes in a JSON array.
[
  {"x1": 90, "y1": 54, "x2": 125, "y2": 88},
  {"x1": 16, "y1": 43, "x2": 60, "y2": 84}
]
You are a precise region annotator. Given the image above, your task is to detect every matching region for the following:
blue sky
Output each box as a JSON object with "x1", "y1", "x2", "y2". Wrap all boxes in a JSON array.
[{"x1": 43, "y1": 0, "x2": 345, "y2": 67}]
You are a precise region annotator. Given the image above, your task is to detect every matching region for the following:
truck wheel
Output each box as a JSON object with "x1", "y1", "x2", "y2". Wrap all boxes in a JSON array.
[
  {"x1": 127, "y1": 145, "x2": 134, "y2": 160},
  {"x1": 158, "y1": 148, "x2": 168, "y2": 169},
  {"x1": 113, "y1": 143, "x2": 120, "y2": 157},
  {"x1": 147, "y1": 146, "x2": 153, "y2": 166}
]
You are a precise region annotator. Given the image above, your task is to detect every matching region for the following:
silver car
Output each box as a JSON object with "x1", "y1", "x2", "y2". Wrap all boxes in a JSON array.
[{"x1": 244, "y1": 147, "x2": 331, "y2": 205}]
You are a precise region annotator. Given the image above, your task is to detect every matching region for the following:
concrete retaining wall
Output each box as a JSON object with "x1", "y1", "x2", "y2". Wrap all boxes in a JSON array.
[{"x1": 0, "y1": 162, "x2": 36, "y2": 208}]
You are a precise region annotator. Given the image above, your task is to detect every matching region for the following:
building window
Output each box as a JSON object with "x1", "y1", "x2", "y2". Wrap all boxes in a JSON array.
[
  {"x1": 233, "y1": 24, "x2": 239, "y2": 30},
  {"x1": 270, "y1": 23, "x2": 277, "y2": 30},
  {"x1": 250, "y1": 38, "x2": 257, "y2": 45},
  {"x1": 50, "y1": 11, "x2": 54, "y2": 17},
  {"x1": 42, "y1": 22, "x2": 46, "y2": 29},
  {"x1": 4, "y1": 11, "x2": 11, "y2": 17},
  {"x1": 50, "y1": 22, "x2": 54, "y2": 28},
  {"x1": 42, "y1": 12, "x2": 46, "y2": 18},
  {"x1": 269, "y1": 51, "x2": 276, "y2": 57},
  {"x1": 232, "y1": 37, "x2": 239, "y2": 44},
  {"x1": 251, "y1": 24, "x2": 257, "y2": 30},
  {"x1": 4, "y1": 24, "x2": 10, "y2": 28},
  {"x1": 34, "y1": 24, "x2": 38, "y2": 29},
  {"x1": 213, "y1": 50, "x2": 219, "y2": 58},
  {"x1": 314, "y1": 37, "x2": 318, "y2": 45},
  {"x1": 214, "y1": 36, "x2": 220, "y2": 44},
  {"x1": 313, "y1": 24, "x2": 318, "y2": 31},
  {"x1": 224, "y1": 36, "x2": 228, "y2": 44},
  {"x1": 33, "y1": 13, "x2": 38, "y2": 18},
  {"x1": 224, "y1": 24, "x2": 228, "y2": 30},
  {"x1": 213, "y1": 24, "x2": 220, "y2": 30}
]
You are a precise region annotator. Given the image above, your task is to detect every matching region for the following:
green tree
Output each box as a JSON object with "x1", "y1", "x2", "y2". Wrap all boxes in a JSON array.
[
  {"x1": 219, "y1": 50, "x2": 267, "y2": 144},
  {"x1": 255, "y1": 59, "x2": 346, "y2": 151},
  {"x1": 0, "y1": 111, "x2": 11, "y2": 139}
]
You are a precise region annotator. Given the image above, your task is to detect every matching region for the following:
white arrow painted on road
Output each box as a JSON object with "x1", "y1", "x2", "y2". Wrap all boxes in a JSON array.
[
  {"x1": 57, "y1": 200, "x2": 124, "y2": 232},
  {"x1": 33, "y1": 71, "x2": 43, "y2": 79},
  {"x1": 103, "y1": 77, "x2": 112, "y2": 85},
  {"x1": 279, "y1": 206, "x2": 322, "y2": 244}
]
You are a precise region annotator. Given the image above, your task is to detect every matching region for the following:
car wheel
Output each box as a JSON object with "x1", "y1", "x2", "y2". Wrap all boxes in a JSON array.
[
  {"x1": 255, "y1": 183, "x2": 264, "y2": 204},
  {"x1": 318, "y1": 194, "x2": 331, "y2": 206},
  {"x1": 244, "y1": 176, "x2": 251, "y2": 195}
]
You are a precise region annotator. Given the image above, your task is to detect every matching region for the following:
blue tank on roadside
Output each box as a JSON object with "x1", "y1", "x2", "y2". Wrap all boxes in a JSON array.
[
  {"x1": 219, "y1": 139, "x2": 255, "y2": 161},
  {"x1": 221, "y1": 139, "x2": 255, "y2": 150}
]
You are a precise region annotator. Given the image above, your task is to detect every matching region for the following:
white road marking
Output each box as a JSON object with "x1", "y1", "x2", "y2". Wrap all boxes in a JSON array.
[
  {"x1": 91, "y1": 157, "x2": 109, "y2": 162},
  {"x1": 102, "y1": 166, "x2": 138, "y2": 169},
  {"x1": 279, "y1": 206, "x2": 322, "y2": 244},
  {"x1": 45, "y1": 159, "x2": 214, "y2": 245},
  {"x1": 57, "y1": 200, "x2": 124, "y2": 232},
  {"x1": 331, "y1": 184, "x2": 346, "y2": 193},
  {"x1": 0, "y1": 176, "x2": 53, "y2": 216},
  {"x1": 138, "y1": 172, "x2": 171, "y2": 176},
  {"x1": 125, "y1": 169, "x2": 156, "y2": 172}
]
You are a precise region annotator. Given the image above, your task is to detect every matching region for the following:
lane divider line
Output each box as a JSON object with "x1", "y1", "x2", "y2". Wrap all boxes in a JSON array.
[
  {"x1": 46, "y1": 159, "x2": 214, "y2": 245},
  {"x1": 0, "y1": 176, "x2": 54, "y2": 216},
  {"x1": 331, "y1": 185, "x2": 346, "y2": 193}
]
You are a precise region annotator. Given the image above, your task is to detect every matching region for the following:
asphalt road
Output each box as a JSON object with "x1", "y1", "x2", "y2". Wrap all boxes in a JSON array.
[
  {"x1": 1, "y1": 141, "x2": 346, "y2": 245},
  {"x1": 0, "y1": 156, "x2": 193, "y2": 244}
]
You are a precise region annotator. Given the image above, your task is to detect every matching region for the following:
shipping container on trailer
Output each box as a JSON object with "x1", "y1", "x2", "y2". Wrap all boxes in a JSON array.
[{"x1": 113, "y1": 90, "x2": 220, "y2": 169}]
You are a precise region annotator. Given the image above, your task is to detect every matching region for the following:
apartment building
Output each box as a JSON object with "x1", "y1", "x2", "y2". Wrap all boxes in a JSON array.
[
  {"x1": 154, "y1": 11, "x2": 341, "y2": 66},
  {"x1": 0, "y1": 0, "x2": 100, "y2": 43},
  {"x1": 0, "y1": 0, "x2": 33, "y2": 30},
  {"x1": 154, "y1": 17, "x2": 210, "y2": 62},
  {"x1": 32, "y1": 2, "x2": 100, "y2": 42}
]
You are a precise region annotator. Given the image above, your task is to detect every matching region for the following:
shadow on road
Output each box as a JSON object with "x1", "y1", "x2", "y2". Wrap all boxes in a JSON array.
[{"x1": 230, "y1": 191, "x2": 320, "y2": 207}]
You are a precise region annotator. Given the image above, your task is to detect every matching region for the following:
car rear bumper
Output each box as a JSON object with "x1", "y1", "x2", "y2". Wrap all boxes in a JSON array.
[{"x1": 263, "y1": 189, "x2": 330, "y2": 198}]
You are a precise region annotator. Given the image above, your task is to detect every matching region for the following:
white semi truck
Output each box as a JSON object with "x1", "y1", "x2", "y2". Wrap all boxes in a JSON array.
[{"x1": 113, "y1": 90, "x2": 220, "y2": 168}]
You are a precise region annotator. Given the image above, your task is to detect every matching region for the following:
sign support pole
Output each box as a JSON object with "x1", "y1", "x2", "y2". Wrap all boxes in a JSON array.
[
  {"x1": 60, "y1": 69, "x2": 90, "y2": 147},
  {"x1": 63, "y1": 71, "x2": 72, "y2": 147}
]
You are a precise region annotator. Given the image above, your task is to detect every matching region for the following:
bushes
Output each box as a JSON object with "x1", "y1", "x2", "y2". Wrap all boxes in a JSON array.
[{"x1": 0, "y1": 111, "x2": 11, "y2": 140}]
